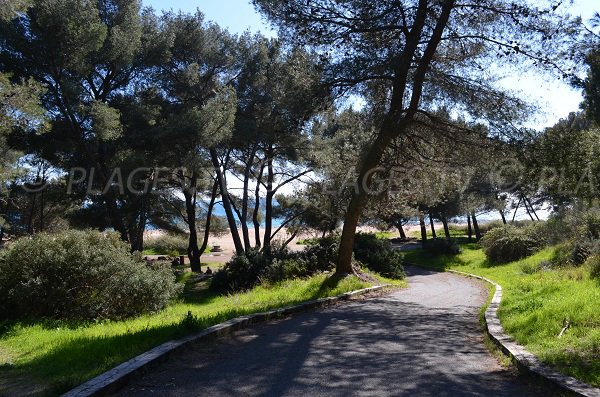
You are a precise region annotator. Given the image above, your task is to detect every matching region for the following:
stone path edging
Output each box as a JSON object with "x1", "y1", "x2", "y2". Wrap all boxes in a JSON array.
[
  {"x1": 447, "y1": 270, "x2": 600, "y2": 397},
  {"x1": 60, "y1": 285, "x2": 387, "y2": 397}
]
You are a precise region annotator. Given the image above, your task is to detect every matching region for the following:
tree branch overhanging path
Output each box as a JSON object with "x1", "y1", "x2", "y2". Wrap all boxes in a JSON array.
[
  {"x1": 251, "y1": 0, "x2": 584, "y2": 274},
  {"x1": 111, "y1": 267, "x2": 547, "y2": 397}
]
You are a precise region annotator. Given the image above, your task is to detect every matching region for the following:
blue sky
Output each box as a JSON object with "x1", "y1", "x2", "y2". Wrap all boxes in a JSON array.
[
  {"x1": 142, "y1": 0, "x2": 274, "y2": 36},
  {"x1": 142, "y1": 0, "x2": 599, "y2": 128}
]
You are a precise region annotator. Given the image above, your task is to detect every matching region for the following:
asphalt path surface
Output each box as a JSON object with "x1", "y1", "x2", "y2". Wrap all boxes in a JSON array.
[{"x1": 112, "y1": 267, "x2": 546, "y2": 397}]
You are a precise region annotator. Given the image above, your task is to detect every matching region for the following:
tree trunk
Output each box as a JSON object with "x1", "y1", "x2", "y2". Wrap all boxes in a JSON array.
[
  {"x1": 183, "y1": 171, "x2": 201, "y2": 272},
  {"x1": 39, "y1": 185, "x2": 45, "y2": 232},
  {"x1": 132, "y1": 194, "x2": 147, "y2": 253},
  {"x1": 337, "y1": 192, "x2": 369, "y2": 274},
  {"x1": 263, "y1": 151, "x2": 275, "y2": 255},
  {"x1": 253, "y1": 162, "x2": 264, "y2": 248},
  {"x1": 241, "y1": 147, "x2": 257, "y2": 251},
  {"x1": 398, "y1": 224, "x2": 407, "y2": 240},
  {"x1": 499, "y1": 210, "x2": 507, "y2": 224},
  {"x1": 471, "y1": 211, "x2": 481, "y2": 240},
  {"x1": 524, "y1": 196, "x2": 540, "y2": 221},
  {"x1": 210, "y1": 148, "x2": 244, "y2": 255},
  {"x1": 0, "y1": 227, "x2": 4, "y2": 246},
  {"x1": 429, "y1": 213, "x2": 437, "y2": 239},
  {"x1": 467, "y1": 214, "x2": 473, "y2": 242},
  {"x1": 419, "y1": 213, "x2": 428, "y2": 248},
  {"x1": 512, "y1": 197, "x2": 522, "y2": 222},
  {"x1": 523, "y1": 197, "x2": 535, "y2": 221},
  {"x1": 441, "y1": 215, "x2": 450, "y2": 239},
  {"x1": 28, "y1": 191, "x2": 37, "y2": 234},
  {"x1": 281, "y1": 230, "x2": 298, "y2": 250},
  {"x1": 199, "y1": 178, "x2": 219, "y2": 260}
]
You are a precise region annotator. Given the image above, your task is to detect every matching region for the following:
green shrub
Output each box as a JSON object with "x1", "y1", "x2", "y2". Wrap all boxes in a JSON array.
[
  {"x1": 579, "y1": 209, "x2": 600, "y2": 240},
  {"x1": 480, "y1": 225, "x2": 545, "y2": 264},
  {"x1": 0, "y1": 230, "x2": 181, "y2": 321},
  {"x1": 144, "y1": 233, "x2": 189, "y2": 256},
  {"x1": 478, "y1": 220, "x2": 506, "y2": 234},
  {"x1": 353, "y1": 233, "x2": 405, "y2": 279},
  {"x1": 301, "y1": 233, "x2": 339, "y2": 273},
  {"x1": 424, "y1": 238, "x2": 461, "y2": 255},
  {"x1": 549, "y1": 242, "x2": 574, "y2": 268},
  {"x1": 210, "y1": 249, "x2": 270, "y2": 293},
  {"x1": 586, "y1": 255, "x2": 600, "y2": 279}
]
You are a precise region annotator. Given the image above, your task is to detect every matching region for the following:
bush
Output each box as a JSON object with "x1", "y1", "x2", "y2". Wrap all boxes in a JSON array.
[
  {"x1": 480, "y1": 224, "x2": 545, "y2": 264},
  {"x1": 586, "y1": 255, "x2": 600, "y2": 279},
  {"x1": 210, "y1": 249, "x2": 270, "y2": 293},
  {"x1": 424, "y1": 238, "x2": 461, "y2": 255},
  {"x1": 478, "y1": 220, "x2": 506, "y2": 234},
  {"x1": 300, "y1": 233, "x2": 339, "y2": 273},
  {"x1": 578, "y1": 209, "x2": 600, "y2": 240},
  {"x1": 144, "y1": 233, "x2": 189, "y2": 256},
  {"x1": 0, "y1": 230, "x2": 181, "y2": 321},
  {"x1": 353, "y1": 233, "x2": 405, "y2": 279}
]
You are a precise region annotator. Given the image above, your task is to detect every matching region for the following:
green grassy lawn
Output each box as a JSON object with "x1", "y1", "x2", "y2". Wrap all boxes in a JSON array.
[
  {"x1": 404, "y1": 244, "x2": 600, "y2": 386},
  {"x1": 0, "y1": 271, "x2": 401, "y2": 396}
]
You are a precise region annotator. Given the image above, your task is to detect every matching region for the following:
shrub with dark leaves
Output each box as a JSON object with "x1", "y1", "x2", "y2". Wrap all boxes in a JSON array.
[
  {"x1": 210, "y1": 249, "x2": 270, "y2": 293},
  {"x1": 424, "y1": 238, "x2": 461, "y2": 255},
  {"x1": 353, "y1": 233, "x2": 405, "y2": 279}
]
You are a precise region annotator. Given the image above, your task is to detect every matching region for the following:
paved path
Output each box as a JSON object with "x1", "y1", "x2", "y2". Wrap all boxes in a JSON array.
[{"x1": 112, "y1": 267, "x2": 546, "y2": 397}]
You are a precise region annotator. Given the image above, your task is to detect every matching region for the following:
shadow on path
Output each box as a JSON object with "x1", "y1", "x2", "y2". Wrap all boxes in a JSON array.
[{"x1": 113, "y1": 268, "x2": 546, "y2": 397}]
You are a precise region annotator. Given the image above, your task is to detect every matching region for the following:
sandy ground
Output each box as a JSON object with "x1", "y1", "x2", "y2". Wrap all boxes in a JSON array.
[{"x1": 146, "y1": 225, "x2": 424, "y2": 265}]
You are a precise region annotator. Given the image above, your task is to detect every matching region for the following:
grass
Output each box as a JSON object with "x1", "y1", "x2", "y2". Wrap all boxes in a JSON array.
[
  {"x1": 407, "y1": 227, "x2": 467, "y2": 239},
  {"x1": 374, "y1": 231, "x2": 395, "y2": 239},
  {"x1": 404, "y1": 244, "x2": 600, "y2": 387},
  {"x1": 0, "y1": 271, "x2": 397, "y2": 397}
]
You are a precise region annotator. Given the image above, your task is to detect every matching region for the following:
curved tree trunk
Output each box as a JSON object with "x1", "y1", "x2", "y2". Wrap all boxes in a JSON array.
[
  {"x1": 499, "y1": 210, "x2": 507, "y2": 224},
  {"x1": 441, "y1": 215, "x2": 450, "y2": 239},
  {"x1": 398, "y1": 224, "x2": 407, "y2": 240},
  {"x1": 429, "y1": 213, "x2": 437, "y2": 239}
]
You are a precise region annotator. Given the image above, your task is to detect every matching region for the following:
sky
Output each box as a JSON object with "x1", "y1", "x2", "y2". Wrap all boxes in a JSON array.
[{"x1": 142, "y1": 0, "x2": 598, "y2": 128}]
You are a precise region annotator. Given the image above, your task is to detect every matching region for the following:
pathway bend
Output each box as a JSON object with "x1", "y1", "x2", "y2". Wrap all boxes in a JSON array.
[{"x1": 112, "y1": 267, "x2": 548, "y2": 397}]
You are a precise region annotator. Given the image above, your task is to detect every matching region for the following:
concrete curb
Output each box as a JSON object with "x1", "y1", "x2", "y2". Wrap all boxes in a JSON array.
[
  {"x1": 447, "y1": 270, "x2": 600, "y2": 397},
  {"x1": 61, "y1": 285, "x2": 387, "y2": 397}
]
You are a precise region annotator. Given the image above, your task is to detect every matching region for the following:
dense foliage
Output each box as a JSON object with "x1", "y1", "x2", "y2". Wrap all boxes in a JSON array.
[
  {"x1": 353, "y1": 233, "x2": 405, "y2": 279},
  {"x1": 480, "y1": 224, "x2": 546, "y2": 264},
  {"x1": 0, "y1": 230, "x2": 181, "y2": 321}
]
